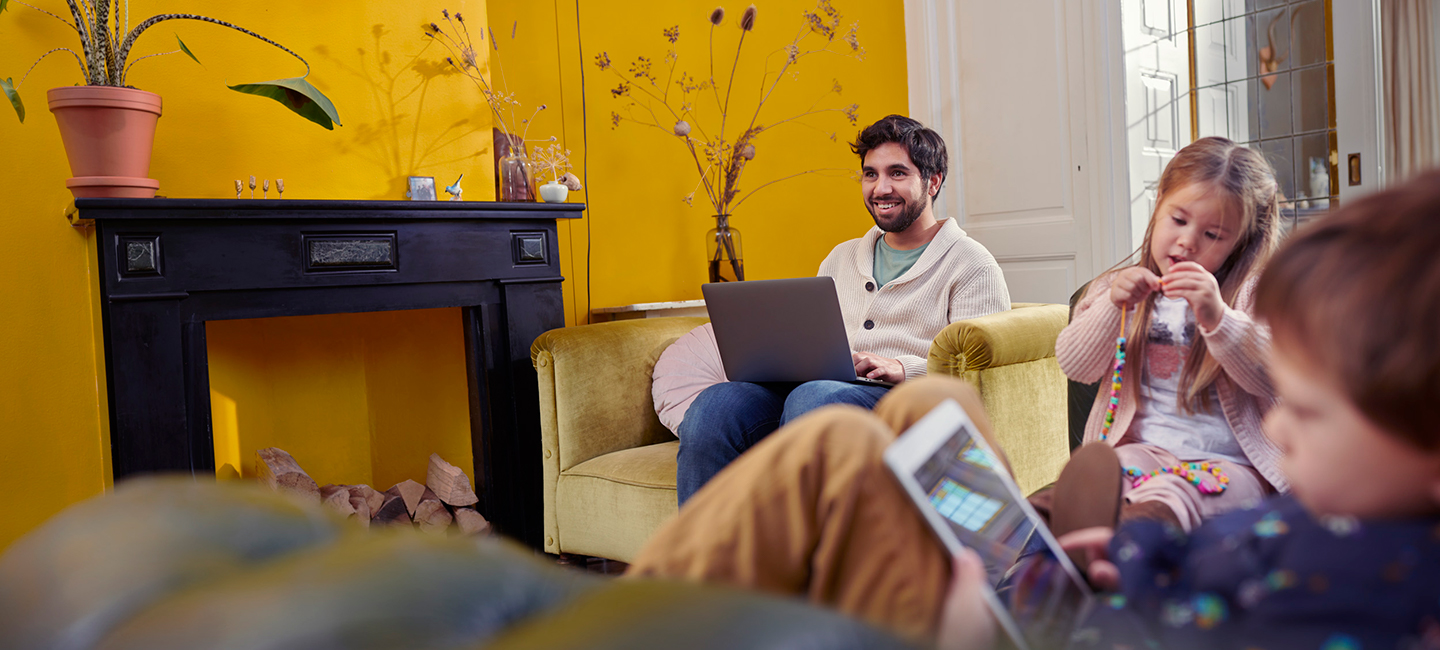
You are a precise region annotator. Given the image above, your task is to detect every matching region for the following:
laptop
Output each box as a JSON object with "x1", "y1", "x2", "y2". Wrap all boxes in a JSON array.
[
  {"x1": 701, "y1": 277, "x2": 894, "y2": 387},
  {"x1": 884, "y1": 399, "x2": 1094, "y2": 650}
]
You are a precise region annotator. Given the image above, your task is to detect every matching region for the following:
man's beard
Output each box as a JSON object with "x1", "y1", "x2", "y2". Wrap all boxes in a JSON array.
[{"x1": 867, "y1": 195, "x2": 926, "y2": 233}]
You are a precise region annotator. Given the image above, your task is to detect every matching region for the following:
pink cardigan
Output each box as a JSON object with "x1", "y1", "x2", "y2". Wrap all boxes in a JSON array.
[{"x1": 1056, "y1": 272, "x2": 1287, "y2": 492}]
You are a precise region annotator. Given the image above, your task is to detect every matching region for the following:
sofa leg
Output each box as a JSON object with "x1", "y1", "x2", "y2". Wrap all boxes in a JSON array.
[{"x1": 554, "y1": 552, "x2": 591, "y2": 567}]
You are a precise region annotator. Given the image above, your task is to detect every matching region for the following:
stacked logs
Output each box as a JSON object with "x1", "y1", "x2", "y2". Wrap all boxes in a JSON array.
[{"x1": 255, "y1": 448, "x2": 491, "y2": 536}]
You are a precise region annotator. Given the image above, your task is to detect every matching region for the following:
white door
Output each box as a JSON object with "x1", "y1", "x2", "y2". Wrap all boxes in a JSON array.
[
  {"x1": 904, "y1": 0, "x2": 1095, "y2": 305},
  {"x1": 1120, "y1": 0, "x2": 1194, "y2": 250}
]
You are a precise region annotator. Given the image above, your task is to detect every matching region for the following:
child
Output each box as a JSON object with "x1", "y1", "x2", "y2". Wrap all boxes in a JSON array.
[
  {"x1": 1052, "y1": 137, "x2": 1284, "y2": 532},
  {"x1": 943, "y1": 167, "x2": 1440, "y2": 650}
]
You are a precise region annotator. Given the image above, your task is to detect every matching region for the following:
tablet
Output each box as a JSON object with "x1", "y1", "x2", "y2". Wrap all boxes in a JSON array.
[{"x1": 883, "y1": 399, "x2": 1093, "y2": 650}]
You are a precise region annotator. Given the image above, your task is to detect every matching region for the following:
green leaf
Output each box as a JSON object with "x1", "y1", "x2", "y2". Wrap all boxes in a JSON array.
[
  {"x1": 1, "y1": 78, "x2": 23, "y2": 123},
  {"x1": 226, "y1": 76, "x2": 341, "y2": 130},
  {"x1": 0, "y1": 0, "x2": 9, "y2": 14},
  {"x1": 177, "y1": 35, "x2": 201, "y2": 66}
]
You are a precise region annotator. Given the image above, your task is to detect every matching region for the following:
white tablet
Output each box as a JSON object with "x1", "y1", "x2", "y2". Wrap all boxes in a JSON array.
[{"x1": 883, "y1": 399, "x2": 1094, "y2": 650}]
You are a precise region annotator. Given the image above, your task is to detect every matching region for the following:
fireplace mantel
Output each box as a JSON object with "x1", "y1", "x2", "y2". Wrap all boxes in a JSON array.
[{"x1": 80, "y1": 197, "x2": 583, "y2": 549}]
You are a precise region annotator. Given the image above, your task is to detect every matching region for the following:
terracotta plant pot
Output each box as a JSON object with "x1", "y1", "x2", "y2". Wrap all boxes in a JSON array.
[{"x1": 47, "y1": 86, "x2": 163, "y2": 199}]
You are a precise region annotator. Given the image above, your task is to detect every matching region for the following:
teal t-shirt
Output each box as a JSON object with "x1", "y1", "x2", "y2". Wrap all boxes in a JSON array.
[{"x1": 873, "y1": 235, "x2": 929, "y2": 288}]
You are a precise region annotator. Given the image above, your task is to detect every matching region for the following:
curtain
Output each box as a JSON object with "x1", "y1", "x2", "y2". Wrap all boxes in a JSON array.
[{"x1": 1381, "y1": 0, "x2": 1440, "y2": 181}]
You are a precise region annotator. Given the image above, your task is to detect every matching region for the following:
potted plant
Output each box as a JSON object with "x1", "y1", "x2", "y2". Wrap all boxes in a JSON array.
[
  {"x1": 530, "y1": 142, "x2": 581, "y2": 203},
  {"x1": 2, "y1": 0, "x2": 341, "y2": 198}
]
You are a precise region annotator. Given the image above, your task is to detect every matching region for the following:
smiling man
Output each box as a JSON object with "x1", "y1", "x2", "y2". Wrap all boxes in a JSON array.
[{"x1": 676, "y1": 114, "x2": 1010, "y2": 505}]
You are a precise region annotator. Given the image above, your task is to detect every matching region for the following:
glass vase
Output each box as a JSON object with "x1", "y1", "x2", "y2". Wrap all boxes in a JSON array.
[
  {"x1": 497, "y1": 153, "x2": 536, "y2": 202},
  {"x1": 706, "y1": 215, "x2": 745, "y2": 283}
]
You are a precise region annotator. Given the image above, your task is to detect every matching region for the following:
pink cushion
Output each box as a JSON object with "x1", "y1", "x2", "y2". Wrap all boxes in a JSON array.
[{"x1": 652, "y1": 323, "x2": 727, "y2": 436}]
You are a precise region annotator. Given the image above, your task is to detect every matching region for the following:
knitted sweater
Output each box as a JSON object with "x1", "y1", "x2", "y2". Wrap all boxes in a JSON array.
[
  {"x1": 1056, "y1": 272, "x2": 1287, "y2": 491},
  {"x1": 817, "y1": 219, "x2": 1011, "y2": 381}
]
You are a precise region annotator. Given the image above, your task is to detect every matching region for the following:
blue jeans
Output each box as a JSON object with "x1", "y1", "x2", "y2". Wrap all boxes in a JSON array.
[{"x1": 675, "y1": 380, "x2": 890, "y2": 505}]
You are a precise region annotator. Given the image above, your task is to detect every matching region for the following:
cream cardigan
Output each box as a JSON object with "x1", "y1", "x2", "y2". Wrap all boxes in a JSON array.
[
  {"x1": 817, "y1": 219, "x2": 1011, "y2": 381},
  {"x1": 1056, "y1": 272, "x2": 1287, "y2": 492}
]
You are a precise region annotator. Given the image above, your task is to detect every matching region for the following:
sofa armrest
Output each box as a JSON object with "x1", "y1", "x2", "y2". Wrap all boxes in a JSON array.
[
  {"x1": 927, "y1": 303, "x2": 1070, "y2": 495},
  {"x1": 927, "y1": 303, "x2": 1068, "y2": 379},
  {"x1": 531, "y1": 317, "x2": 709, "y2": 474}
]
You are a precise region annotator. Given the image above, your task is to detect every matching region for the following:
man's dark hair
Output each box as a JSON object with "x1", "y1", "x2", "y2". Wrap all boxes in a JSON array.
[{"x1": 849, "y1": 114, "x2": 949, "y2": 203}]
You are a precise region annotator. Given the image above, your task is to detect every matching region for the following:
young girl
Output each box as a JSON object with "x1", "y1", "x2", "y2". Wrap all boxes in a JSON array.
[{"x1": 1054, "y1": 136, "x2": 1283, "y2": 532}]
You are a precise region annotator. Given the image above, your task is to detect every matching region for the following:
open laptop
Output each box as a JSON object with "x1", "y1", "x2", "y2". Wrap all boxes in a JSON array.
[
  {"x1": 701, "y1": 277, "x2": 894, "y2": 387},
  {"x1": 884, "y1": 399, "x2": 1094, "y2": 650}
]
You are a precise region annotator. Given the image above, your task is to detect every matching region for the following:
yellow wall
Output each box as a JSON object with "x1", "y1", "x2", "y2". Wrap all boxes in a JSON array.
[
  {"x1": 0, "y1": 0, "x2": 495, "y2": 550},
  {"x1": 0, "y1": 0, "x2": 908, "y2": 551},
  {"x1": 488, "y1": 0, "x2": 910, "y2": 325}
]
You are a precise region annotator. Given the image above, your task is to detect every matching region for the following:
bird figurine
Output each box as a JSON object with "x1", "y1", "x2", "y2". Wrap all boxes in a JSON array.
[
  {"x1": 263, "y1": 179, "x2": 270, "y2": 199},
  {"x1": 445, "y1": 174, "x2": 464, "y2": 201},
  {"x1": 235, "y1": 180, "x2": 243, "y2": 199},
  {"x1": 249, "y1": 175, "x2": 257, "y2": 199},
  {"x1": 276, "y1": 179, "x2": 285, "y2": 199}
]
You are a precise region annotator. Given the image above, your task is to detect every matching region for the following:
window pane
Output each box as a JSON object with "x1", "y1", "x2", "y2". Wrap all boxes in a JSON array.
[
  {"x1": 1259, "y1": 71, "x2": 1293, "y2": 139},
  {"x1": 1294, "y1": 132, "x2": 1333, "y2": 204},
  {"x1": 1195, "y1": 0, "x2": 1223, "y2": 27},
  {"x1": 1225, "y1": 17, "x2": 1253, "y2": 83},
  {"x1": 1197, "y1": 84, "x2": 1231, "y2": 138},
  {"x1": 1259, "y1": 137, "x2": 1296, "y2": 204},
  {"x1": 1228, "y1": 81, "x2": 1254, "y2": 142},
  {"x1": 1251, "y1": 7, "x2": 1291, "y2": 77},
  {"x1": 1291, "y1": 0, "x2": 1327, "y2": 68},
  {"x1": 1195, "y1": 22, "x2": 1228, "y2": 87},
  {"x1": 1293, "y1": 64, "x2": 1331, "y2": 133}
]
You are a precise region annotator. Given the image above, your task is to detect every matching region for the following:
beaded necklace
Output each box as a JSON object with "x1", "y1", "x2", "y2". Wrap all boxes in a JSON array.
[{"x1": 1101, "y1": 304, "x2": 1230, "y2": 496}]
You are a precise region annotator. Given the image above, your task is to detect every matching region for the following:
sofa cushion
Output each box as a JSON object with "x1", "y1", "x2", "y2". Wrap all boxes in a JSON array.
[
  {"x1": 651, "y1": 323, "x2": 726, "y2": 436},
  {"x1": 557, "y1": 442, "x2": 679, "y2": 562}
]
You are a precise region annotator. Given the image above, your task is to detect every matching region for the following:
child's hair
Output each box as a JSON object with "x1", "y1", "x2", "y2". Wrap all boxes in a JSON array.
[
  {"x1": 1255, "y1": 170, "x2": 1440, "y2": 450},
  {"x1": 1125, "y1": 137, "x2": 1282, "y2": 412}
]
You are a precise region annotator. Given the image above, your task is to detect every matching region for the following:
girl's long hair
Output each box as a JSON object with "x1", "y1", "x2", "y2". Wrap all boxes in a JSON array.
[{"x1": 1123, "y1": 137, "x2": 1281, "y2": 412}]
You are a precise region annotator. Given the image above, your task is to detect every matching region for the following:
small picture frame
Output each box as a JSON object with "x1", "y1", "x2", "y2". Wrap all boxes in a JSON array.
[{"x1": 407, "y1": 176, "x2": 437, "y2": 201}]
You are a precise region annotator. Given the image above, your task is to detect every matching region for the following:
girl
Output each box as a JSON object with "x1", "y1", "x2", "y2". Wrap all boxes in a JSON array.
[{"x1": 1054, "y1": 136, "x2": 1284, "y2": 532}]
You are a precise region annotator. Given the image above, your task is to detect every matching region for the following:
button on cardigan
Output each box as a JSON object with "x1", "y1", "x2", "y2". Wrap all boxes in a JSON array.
[{"x1": 817, "y1": 218, "x2": 1011, "y2": 381}]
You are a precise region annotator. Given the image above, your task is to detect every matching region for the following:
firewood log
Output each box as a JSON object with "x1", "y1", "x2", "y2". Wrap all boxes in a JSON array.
[
  {"x1": 453, "y1": 507, "x2": 491, "y2": 536},
  {"x1": 348, "y1": 484, "x2": 383, "y2": 515},
  {"x1": 347, "y1": 494, "x2": 371, "y2": 528},
  {"x1": 255, "y1": 448, "x2": 319, "y2": 502},
  {"x1": 414, "y1": 489, "x2": 453, "y2": 534},
  {"x1": 319, "y1": 484, "x2": 356, "y2": 519},
  {"x1": 373, "y1": 494, "x2": 411, "y2": 526},
  {"x1": 426, "y1": 454, "x2": 478, "y2": 507},
  {"x1": 388, "y1": 480, "x2": 427, "y2": 517}
]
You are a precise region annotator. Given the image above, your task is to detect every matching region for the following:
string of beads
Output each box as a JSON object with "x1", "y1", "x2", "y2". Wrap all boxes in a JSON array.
[
  {"x1": 1099, "y1": 305, "x2": 1230, "y2": 495},
  {"x1": 1125, "y1": 462, "x2": 1230, "y2": 495},
  {"x1": 1098, "y1": 310, "x2": 1127, "y2": 441}
]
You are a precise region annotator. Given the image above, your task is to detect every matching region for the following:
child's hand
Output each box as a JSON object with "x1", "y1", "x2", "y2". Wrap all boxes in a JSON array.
[
  {"x1": 1057, "y1": 527, "x2": 1120, "y2": 591},
  {"x1": 1161, "y1": 261, "x2": 1225, "y2": 331},
  {"x1": 936, "y1": 549, "x2": 997, "y2": 650},
  {"x1": 1109, "y1": 267, "x2": 1161, "y2": 310}
]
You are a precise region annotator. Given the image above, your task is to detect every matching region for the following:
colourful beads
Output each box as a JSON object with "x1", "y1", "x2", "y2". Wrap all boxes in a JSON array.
[
  {"x1": 1099, "y1": 312, "x2": 1128, "y2": 441},
  {"x1": 1124, "y1": 462, "x2": 1230, "y2": 495}
]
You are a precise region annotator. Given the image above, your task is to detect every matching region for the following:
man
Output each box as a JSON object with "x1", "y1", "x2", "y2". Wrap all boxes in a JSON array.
[{"x1": 676, "y1": 114, "x2": 1010, "y2": 504}]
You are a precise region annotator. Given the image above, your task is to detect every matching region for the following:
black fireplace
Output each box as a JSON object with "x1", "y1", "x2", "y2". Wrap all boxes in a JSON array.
[{"x1": 78, "y1": 198, "x2": 582, "y2": 549}]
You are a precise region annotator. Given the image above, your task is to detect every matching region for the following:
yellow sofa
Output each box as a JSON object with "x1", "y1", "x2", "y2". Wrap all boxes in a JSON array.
[{"x1": 530, "y1": 304, "x2": 1070, "y2": 562}]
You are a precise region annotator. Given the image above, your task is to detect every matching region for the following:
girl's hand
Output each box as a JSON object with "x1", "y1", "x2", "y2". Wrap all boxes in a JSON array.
[
  {"x1": 1161, "y1": 261, "x2": 1225, "y2": 331},
  {"x1": 1109, "y1": 267, "x2": 1161, "y2": 310},
  {"x1": 936, "y1": 549, "x2": 997, "y2": 650}
]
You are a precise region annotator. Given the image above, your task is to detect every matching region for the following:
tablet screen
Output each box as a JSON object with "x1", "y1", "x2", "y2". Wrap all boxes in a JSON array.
[{"x1": 898, "y1": 409, "x2": 1092, "y2": 650}]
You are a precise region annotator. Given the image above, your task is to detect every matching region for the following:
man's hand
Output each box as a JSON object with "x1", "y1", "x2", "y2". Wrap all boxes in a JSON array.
[
  {"x1": 1109, "y1": 266, "x2": 1161, "y2": 310},
  {"x1": 853, "y1": 351, "x2": 905, "y2": 383},
  {"x1": 1161, "y1": 261, "x2": 1226, "y2": 331},
  {"x1": 936, "y1": 549, "x2": 997, "y2": 650},
  {"x1": 1057, "y1": 527, "x2": 1120, "y2": 591}
]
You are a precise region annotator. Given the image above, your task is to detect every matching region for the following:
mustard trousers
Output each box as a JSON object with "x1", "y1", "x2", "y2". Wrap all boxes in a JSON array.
[{"x1": 627, "y1": 376, "x2": 1010, "y2": 644}]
